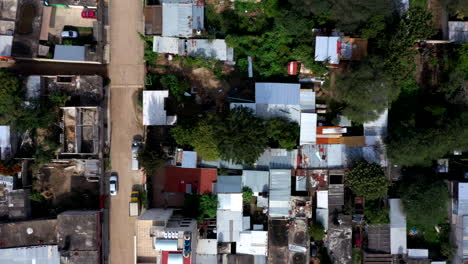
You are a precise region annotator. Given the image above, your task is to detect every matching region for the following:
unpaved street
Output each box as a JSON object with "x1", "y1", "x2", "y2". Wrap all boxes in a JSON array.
[{"x1": 107, "y1": 0, "x2": 145, "y2": 260}]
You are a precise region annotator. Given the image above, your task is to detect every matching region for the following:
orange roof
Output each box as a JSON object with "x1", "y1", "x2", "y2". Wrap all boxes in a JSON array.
[
  {"x1": 316, "y1": 137, "x2": 344, "y2": 144},
  {"x1": 164, "y1": 167, "x2": 217, "y2": 194}
]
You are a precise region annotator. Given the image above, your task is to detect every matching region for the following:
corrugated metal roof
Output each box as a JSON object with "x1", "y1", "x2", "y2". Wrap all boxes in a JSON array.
[
  {"x1": 153, "y1": 36, "x2": 185, "y2": 54},
  {"x1": 458, "y1": 183, "x2": 468, "y2": 215},
  {"x1": 181, "y1": 151, "x2": 197, "y2": 168},
  {"x1": 218, "y1": 193, "x2": 243, "y2": 211},
  {"x1": 255, "y1": 83, "x2": 300, "y2": 105},
  {"x1": 195, "y1": 239, "x2": 217, "y2": 255},
  {"x1": 25, "y1": 76, "x2": 41, "y2": 100},
  {"x1": 0, "y1": 126, "x2": 10, "y2": 160},
  {"x1": 295, "y1": 176, "x2": 307, "y2": 191},
  {"x1": 237, "y1": 231, "x2": 268, "y2": 256},
  {"x1": 0, "y1": 35, "x2": 12, "y2": 57},
  {"x1": 463, "y1": 216, "x2": 468, "y2": 259},
  {"x1": 217, "y1": 209, "x2": 243, "y2": 242},
  {"x1": 53, "y1": 45, "x2": 85, "y2": 61},
  {"x1": 0, "y1": 246, "x2": 60, "y2": 264},
  {"x1": 216, "y1": 176, "x2": 242, "y2": 193},
  {"x1": 390, "y1": 199, "x2": 407, "y2": 254},
  {"x1": 162, "y1": 0, "x2": 204, "y2": 37},
  {"x1": 255, "y1": 104, "x2": 301, "y2": 123},
  {"x1": 449, "y1": 21, "x2": 468, "y2": 41},
  {"x1": 251, "y1": 149, "x2": 298, "y2": 170},
  {"x1": 408, "y1": 249, "x2": 429, "y2": 259},
  {"x1": 230, "y1": 103, "x2": 256, "y2": 112},
  {"x1": 300, "y1": 89, "x2": 315, "y2": 112},
  {"x1": 300, "y1": 113, "x2": 317, "y2": 145},
  {"x1": 195, "y1": 255, "x2": 217, "y2": 264},
  {"x1": 143, "y1": 90, "x2": 168, "y2": 125},
  {"x1": 315, "y1": 36, "x2": 340, "y2": 64},
  {"x1": 300, "y1": 144, "x2": 345, "y2": 169},
  {"x1": 269, "y1": 169, "x2": 291, "y2": 217},
  {"x1": 316, "y1": 208, "x2": 329, "y2": 231},
  {"x1": 242, "y1": 170, "x2": 269, "y2": 193},
  {"x1": 186, "y1": 39, "x2": 234, "y2": 61}
]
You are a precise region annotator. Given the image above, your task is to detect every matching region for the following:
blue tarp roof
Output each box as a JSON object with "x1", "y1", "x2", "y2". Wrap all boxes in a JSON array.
[{"x1": 54, "y1": 45, "x2": 85, "y2": 61}]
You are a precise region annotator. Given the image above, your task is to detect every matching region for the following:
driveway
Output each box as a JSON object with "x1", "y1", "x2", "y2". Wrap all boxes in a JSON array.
[{"x1": 107, "y1": 0, "x2": 145, "y2": 260}]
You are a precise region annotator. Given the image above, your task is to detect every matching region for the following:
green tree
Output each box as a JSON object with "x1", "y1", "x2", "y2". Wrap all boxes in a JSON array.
[
  {"x1": 242, "y1": 186, "x2": 253, "y2": 202},
  {"x1": 198, "y1": 194, "x2": 218, "y2": 220},
  {"x1": 308, "y1": 222, "x2": 325, "y2": 241},
  {"x1": 364, "y1": 200, "x2": 389, "y2": 224},
  {"x1": 160, "y1": 75, "x2": 189, "y2": 102},
  {"x1": 217, "y1": 107, "x2": 268, "y2": 165},
  {"x1": 266, "y1": 117, "x2": 299, "y2": 150},
  {"x1": 29, "y1": 190, "x2": 45, "y2": 202},
  {"x1": 346, "y1": 161, "x2": 389, "y2": 200},
  {"x1": 171, "y1": 116, "x2": 221, "y2": 161},
  {"x1": 0, "y1": 69, "x2": 27, "y2": 125},
  {"x1": 330, "y1": 56, "x2": 397, "y2": 123},
  {"x1": 399, "y1": 173, "x2": 449, "y2": 232},
  {"x1": 387, "y1": 118, "x2": 468, "y2": 166},
  {"x1": 137, "y1": 143, "x2": 167, "y2": 175}
]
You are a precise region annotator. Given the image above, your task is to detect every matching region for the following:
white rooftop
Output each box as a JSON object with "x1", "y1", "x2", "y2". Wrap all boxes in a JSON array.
[
  {"x1": 390, "y1": 199, "x2": 407, "y2": 255},
  {"x1": 0, "y1": 35, "x2": 13, "y2": 57},
  {"x1": 143, "y1": 90, "x2": 169, "y2": 125},
  {"x1": 255, "y1": 83, "x2": 300, "y2": 105},
  {"x1": 408, "y1": 249, "x2": 429, "y2": 259},
  {"x1": 186, "y1": 39, "x2": 234, "y2": 61},
  {"x1": 181, "y1": 151, "x2": 197, "y2": 168},
  {"x1": 300, "y1": 113, "x2": 317, "y2": 145},
  {"x1": 315, "y1": 36, "x2": 340, "y2": 64},
  {"x1": 0, "y1": 246, "x2": 60, "y2": 264},
  {"x1": 237, "y1": 231, "x2": 268, "y2": 256},
  {"x1": 216, "y1": 209, "x2": 242, "y2": 242},
  {"x1": 153, "y1": 36, "x2": 185, "y2": 55},
  {"x1": 218, "y1": 193, "x2": 243, "y2": 212}
]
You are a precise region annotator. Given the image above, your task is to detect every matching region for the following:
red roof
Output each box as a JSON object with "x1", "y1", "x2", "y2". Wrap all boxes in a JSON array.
[
  {"x1": 161, "y1": 251, "x2": 191, "y2": 264},
  {"x1": 164, "y1": 167, "x2": 217, "y2": 194}
]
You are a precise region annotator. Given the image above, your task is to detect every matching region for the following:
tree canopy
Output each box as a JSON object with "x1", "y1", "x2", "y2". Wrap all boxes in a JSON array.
[
  {"x1": 171, "y1": 107, "x2": 300, "y2": 164},
  {"x1": 345, "y1": 161, "x2": 390, "y2": 200},
  {"x1": 399, "y1": 172, "x2": 449, "y2": 232},
  {"x1": 184, "y1": 193, "x2": 218, "y2": 221},
  {"x1": 0, "y1": 69, "x2": 27, "y2": 126}
]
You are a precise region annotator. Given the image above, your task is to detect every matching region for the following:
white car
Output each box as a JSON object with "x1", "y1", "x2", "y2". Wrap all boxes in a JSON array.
[
  {"x1": 109, "y1": 174, "x2": 118, "y2": 196},
  {"x1": 131, "y1": 139, "x2": 141, "y2": 171},
  {"x1": 61, "y1": 31, "x2": 78, "y2": 38}
]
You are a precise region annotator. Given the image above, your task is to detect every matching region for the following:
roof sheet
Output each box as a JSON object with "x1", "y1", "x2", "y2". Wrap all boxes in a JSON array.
[
  {"x1": 0, "y1": 246, "x2": 60, "y2": 264},
  {"x1": 144, "y1": 6, "x2": 162, "y2": 35},
  {"x1": 295, "y1": 176, "x2": 307, "y2": 191},
  {"x1": 57, "y1": 211, "x2": 99, "y2": 251},
  {"x1": 217, "y1": 209, "x2": 243, "y2": 242},
  {"x1": 143, "y1": 90, "x2": 169, "y2": 125},
  {"x1": 390, "y1": 199, "x2": 407, "y2": 254},
  {"x1": 153, "y1": 36, "x2": 185, "y2": 54},
  {"x1": 181, "y1": 151, "x2": 197, "y2": 168},
  {"x1": 216, "y1": 175, "x2": 242, "y2": 193},
  {"x1": 255, "y1": 104, "x2": 301, "y2": 123},
  {"x1": 269, "y1": 169, "x2": 291, "y2": 217},
  {"x1": 164, "y1": 167, "x2": 217, "y2": 194},
  {"x1": 255, "y1": 83, "x2": 300, "y2": 105},
  {"x1": 242, "y1": 170, "x2": 269, "y2": 193},
  {"x1": 0, "y1": 126, "x2": 10, "y2": 160},
  {"x1": 251, "y1": 148, "x2": 298, "y2": 170},
  {"x1": 53, "y1": 45, "x2": 85, "y2": 61},
  {"x1": 367, "y1": 224, "x2": 391, "y2": 253},
  {"x1": 0, "y1": 35, "x2": 12, "y2": 57},
  {"x1": 300, "y1": 113, "x2": 317, "y2": 145},
  {"x1": 317, "y1": 190, "x2": 328, "y2": 208},
  {"x1": 315, "y1": 36, "x2": 340, "y2": 64},
  {"x1": 162, "y1": 0, "x2": 204, "y2": 37},
  {"x1": 186, "y1": 39, "x2": 234, "y2": 61},
  {"x1": 408, "y1": 249, "x2": 429, "y2": 259},
  {"x1": 237, "y1": 231, "x2": 268, "y2": 256},
  {"x1": 218, "y1": 193, "x2": 243, "y2": 211},
  {"x1": 449, "y1": 21, "x2": 468, "y2": 41},
  {"x1": 300, "y1": 89, "x2": 315, "y2": 111}
]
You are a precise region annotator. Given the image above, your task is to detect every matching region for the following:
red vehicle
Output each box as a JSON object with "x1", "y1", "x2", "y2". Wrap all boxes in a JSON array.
[
  {"x1": 354, "y1": 231, "x2": 362, "y2": 248},
  {"x1": 81, "y1": 10, "x2": 97, "y2": 19}
]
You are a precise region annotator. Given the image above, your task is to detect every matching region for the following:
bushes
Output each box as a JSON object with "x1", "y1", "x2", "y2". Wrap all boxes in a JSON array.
[
  {"x1": 308, "y1": 222, "x2": 325, "y2": 241},
  {"x1": 184, "y1": 193, "x2": 218, "y2": 221},
  {"x1": 346, "y1": 161, "x2": 390, "y2": 200},
  {"x1": 242, "y1": 187, "x2": 253, "y2": 202}
]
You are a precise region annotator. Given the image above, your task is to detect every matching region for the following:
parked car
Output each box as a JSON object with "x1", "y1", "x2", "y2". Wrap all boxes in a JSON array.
[
  {"x1": 131, "y1": 139, "x2": 141, "y2": 171},
  {"x1": 81, "y1": 10, "x2": 97, "y2": 19},
  {"x1": 61, "y1": 31, "x2": 78, "y2": 38},
  {"x1": 310, "y1": 242, "x2": 318, "y2": 258},
  {"x1": 109, "y1": 174, "x2": 118, "y2": 196}
]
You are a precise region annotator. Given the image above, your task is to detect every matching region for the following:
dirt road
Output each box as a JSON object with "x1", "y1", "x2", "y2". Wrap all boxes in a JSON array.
[{"x1": 107, "y1": 0, "x2": 145, "y2": 261}]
